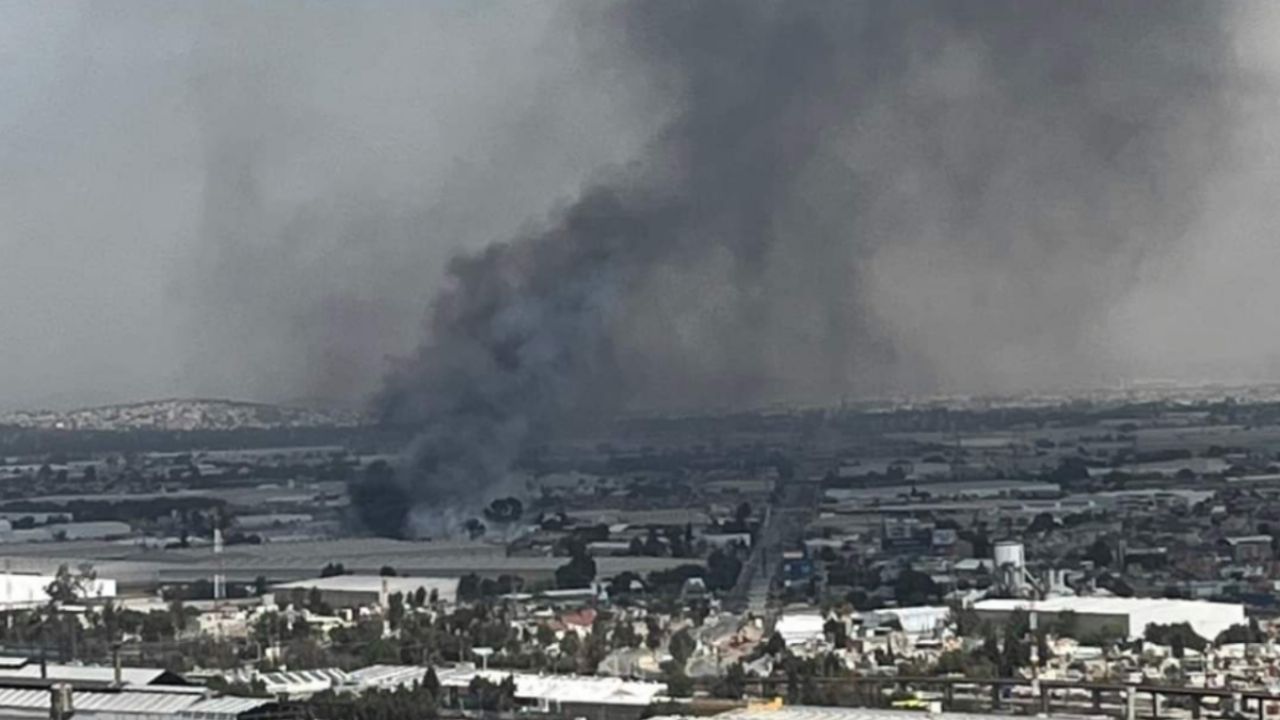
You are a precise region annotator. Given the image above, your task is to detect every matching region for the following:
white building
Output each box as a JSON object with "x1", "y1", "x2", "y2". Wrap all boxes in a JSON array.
[
  {"x1": 246, "y1": 663, "x2": 665, "y2": 717},
  {"x1": 271, "y1": 575, "x2": 458, "y2": 608},
  {"x1": 776, "y1": 612, "x2": 827, "y2": 648},
  {"x1": 0, "y1": 657, "x2": 187, "y2": 687},
  {"x1": 869, "y1": 606, "x2": 951, "y2": 635},
  {"x1": 0, "y1": 571, "x2": 116, "y2": 609},
  {"x1": 434, "y1": 664, "x2": 665, "y2": 718},
  {"x1": 973, "y1": 596, "x2": 1245, "y2": 641}
]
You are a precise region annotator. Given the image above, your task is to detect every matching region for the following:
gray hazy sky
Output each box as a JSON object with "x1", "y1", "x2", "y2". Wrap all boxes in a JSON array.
[
  {"x1": 0, "y1": 1, "x2": 660, "y2": 410},
  {"x1": 4, "y1": 2, "x2": 1280, "y2": 412}
]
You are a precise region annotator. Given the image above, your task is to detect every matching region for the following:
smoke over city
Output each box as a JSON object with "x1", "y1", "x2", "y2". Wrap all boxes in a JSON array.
[
  {"x1": 362, "y1": 1, "x2": 1252, "y2": 536},
  {"x1": 3, "y1": 2, "x2": 1280, "y2": 537}
]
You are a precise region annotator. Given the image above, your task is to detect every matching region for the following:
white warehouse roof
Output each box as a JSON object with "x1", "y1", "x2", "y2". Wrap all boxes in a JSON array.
[
  {"x1": 776, "y1": 612, "x2": 826, "y2": 647},
  {"x1": 973, "y1": 596, "x2": 1245, "y2": 640},
  {"x1": 0, "y1": 572, "x2": 116, "y2": 609},
  {"x1": 0, "y1": 687, "x2": 270, "y2": 719},
  {"x1": 271, "y1": 575, "x2": 459, "y2": 604},
  {"x1": 872, "y1": 606, "x2": 951, "y2": 635},
  {"x1": 245, "y1": 664, "x2": 664, "y2": 707},
  {"x1": 0, "y1": 659, "x2": 183, "y2": 687},
  {"x1": 654, "y1": 707, "x2": 1064, "y2": 720},
  {"x1": 434, "y1": 666, "x2": 665, "y2": 707}
]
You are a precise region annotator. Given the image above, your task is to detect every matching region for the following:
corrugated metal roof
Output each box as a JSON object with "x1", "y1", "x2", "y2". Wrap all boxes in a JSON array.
[
  {"x1": 433, "y1": 667, "x2": 663, "y2": 707},
  {"x1": 0, "y1": 663, "x2": 171, "y2": 686},
  {"x1": 179, "y1": 695, "x2": 274, "y2": 717},
  {"x1": 0, "y1": 687, "x2": 197, "y2": 715},
  {"x1": 346, "y1": 665, "x2": 426, "y2": 689},
  {"x1": 654, "y1": 709, "x2": 1060, "y2": 720},
  {"x1": 260, "y1": 667, "x2": 349, "y2": 687}
]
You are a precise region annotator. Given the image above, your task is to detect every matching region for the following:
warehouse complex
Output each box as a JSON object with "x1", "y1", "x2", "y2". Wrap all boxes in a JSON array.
[{"x1": 973, "y1": 596, "x2": 1246, "y2": 641}]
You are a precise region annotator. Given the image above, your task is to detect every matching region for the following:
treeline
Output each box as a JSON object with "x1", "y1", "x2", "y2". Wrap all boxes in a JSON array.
[
  {"x1": 0, "y1": 426, "x2": 405, "y2": 457},
  {"x1": 619, "y1": 399, "x2": 1280, "y2": 439}
]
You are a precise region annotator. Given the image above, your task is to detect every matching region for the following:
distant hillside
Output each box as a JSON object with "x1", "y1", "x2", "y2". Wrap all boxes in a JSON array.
[{"x1": 0, "y1": 398, "x2": 369, "y2": 432}]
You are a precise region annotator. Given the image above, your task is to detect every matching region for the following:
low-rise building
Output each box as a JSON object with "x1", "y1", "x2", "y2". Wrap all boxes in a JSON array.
[
  {"x1": 973, "y1": 596, "x2": 1245, "y2": 641},
  {"x1": 0, "y1": 571, "x2": 116, "y2": 609},
  {"x1": 271, "y1": 575, "x2": 459, "y2": 608}
]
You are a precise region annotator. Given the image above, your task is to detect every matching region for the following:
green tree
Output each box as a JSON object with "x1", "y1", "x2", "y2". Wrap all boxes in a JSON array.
[
  {"x1": 559, "y1": 631, "x2": 581, "y2": 658},
  {"x1": 1053, "y1": 610, "x2": 1079, "y2": 638},
  {"x1": 457, "y1": 574, "x2": 480, "y2": 602},
  {"x1": 998, "y1": 610, "x2": 1031, "y2": 675},
  {"x1": 1145, "y1": 622, "x2": 1207, "y2": 655},
  {"x1": 44, "y1": 564, "x2": 95, "y2": 605},
  {"x1": 387, "y1": 592, "x2": 406, "y2": 631},
  {"x1": 764, "y1": 631, "x2": 786, "y2": 656},
  {"x1": 706, "y1": 549, "x2": 743, "y2": 592},
  {"x1": 1216, "y1": 620, "x2": 1266, "y2": 645},
  {"x1": 929, "y1": 649, "x2": 963, "y2": 675},
  {"x1": 714, "y1": 661, "x2": 747, "y2": 698},
  {"x1": 1085, "y1": 538, "x2": 1113, "y2": 567},
  {"x1": 423, "y1": 666, "x2": 441, "y2": 698},
  {"x1": 307, "y1": 587, "x2": 327, "y2": 614},
  {"x1": 893, "y1": 568, "x2": 939, "y2": 606},
  {"x1": 949, "y1": 603, "x2": 982, "y2": 637},
  {"x1": 613, "y1": 620, "x2": 640, "y2": 649},
  {"x1": 645, "y1": 617, "x2": 663, "y2": 651},
  {"x1": 467, "y1": 676, "x2": 516, "y2": 711},
  {"x1": 669, "y1": 628, "x2": 696, "y2": 664},
  {"x1": 823, "y1": 617, "x2": 848, "y2": 648},
  {"x1": 554, "y1": 550, "x2": 597, "y2": 589},
  {"x1": 662, "y1": 661, "x2": 694, "y2": 698}
]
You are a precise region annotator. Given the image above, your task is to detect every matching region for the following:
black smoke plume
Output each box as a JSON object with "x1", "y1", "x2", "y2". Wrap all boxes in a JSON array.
[{"x1": 361, "y1": 1, "x2": 1237, "y2": 537}]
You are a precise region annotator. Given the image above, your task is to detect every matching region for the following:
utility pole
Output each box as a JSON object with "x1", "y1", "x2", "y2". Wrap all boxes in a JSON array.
[{"x1": 213, "y1": 508, "x2": 226, "y2": 603}]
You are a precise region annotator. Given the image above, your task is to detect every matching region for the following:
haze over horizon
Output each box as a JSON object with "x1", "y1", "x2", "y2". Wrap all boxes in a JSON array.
[{"x1": 4, "y1": 1, "x2": 1280, "y2": 414}]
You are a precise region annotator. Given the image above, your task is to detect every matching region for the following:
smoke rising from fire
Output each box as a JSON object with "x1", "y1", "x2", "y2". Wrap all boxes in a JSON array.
[
  {"x1": 363, "y1": 1, "x2": 1248, "y2": 536},
  {"x1": 4, "y1": 2, "x2": 1278, "y2": 536}
]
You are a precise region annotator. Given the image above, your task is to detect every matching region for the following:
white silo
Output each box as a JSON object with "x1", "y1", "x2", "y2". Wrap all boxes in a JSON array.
[
  {"x1": 994, "y1": 541, "x2": 1026, "y2": 570},
  {"x1": 994, "y1": 541, "x2": 1027, "y2": 595}
]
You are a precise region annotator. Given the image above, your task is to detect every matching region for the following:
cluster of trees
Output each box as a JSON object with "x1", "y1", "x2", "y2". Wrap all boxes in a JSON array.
[
  {"x1": 660, "y1": 628, "x2": 697, "y2": 696},
  {"x1": 627, "y1": 526, "x2": 695, "y2": 558},
  {"x1": 466, "y1": 675, "x2": 517, "y2": 711},
  {"x1": 710, "y1": 502, "x2": 755, "y2": 534},
  {"x1": 1216, "y1": 620, "x2": 1267, "y2": 645},
  {"x1": 705, "y1": 549, "x2": 743, "y2": 592},
  {"x1": 306, "y1": 669, "x2": 441, "y2": 720},
  {"x1": 2, "y1": 496, "x2": 226, "y2": 525},
  {"x1": 555, "y1": 544, "x2": 598, "y2": 589},
  {"x1": 918, "y1": 609, "x2": 1051, "y2": 679},
  {"x1": 1144, "y1": 622, "x2": 1207, "y2": 658},
  {"x1": 258, "y1": 597, "x2": 626, "y2": 674},
  {"x1": 0, "y1": 565, "x2": 220, "y2": 671},
  {"x1": 892, "y1": 569, "x2": 941, "y2": 606},
  {"x1": 457, "y1": 575, "x2": 520, "y2": 603},
  {"x1": 707, "y1": 630, "x2": 852, "y2": 704}
]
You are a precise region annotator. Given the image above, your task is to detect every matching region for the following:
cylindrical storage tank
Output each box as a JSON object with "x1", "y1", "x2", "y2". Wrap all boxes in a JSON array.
[
  {"x1": 993, "y1": 541, "x2": 1025, "y2": 569},
  {"x1": 50, "y1": 683, "x2": 73, "y2": 720}
]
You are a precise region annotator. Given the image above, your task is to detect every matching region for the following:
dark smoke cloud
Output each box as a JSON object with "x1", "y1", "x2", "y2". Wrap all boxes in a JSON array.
[{"x1": 366, "y1": 1, "x2": 1242, "y2": 536}]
